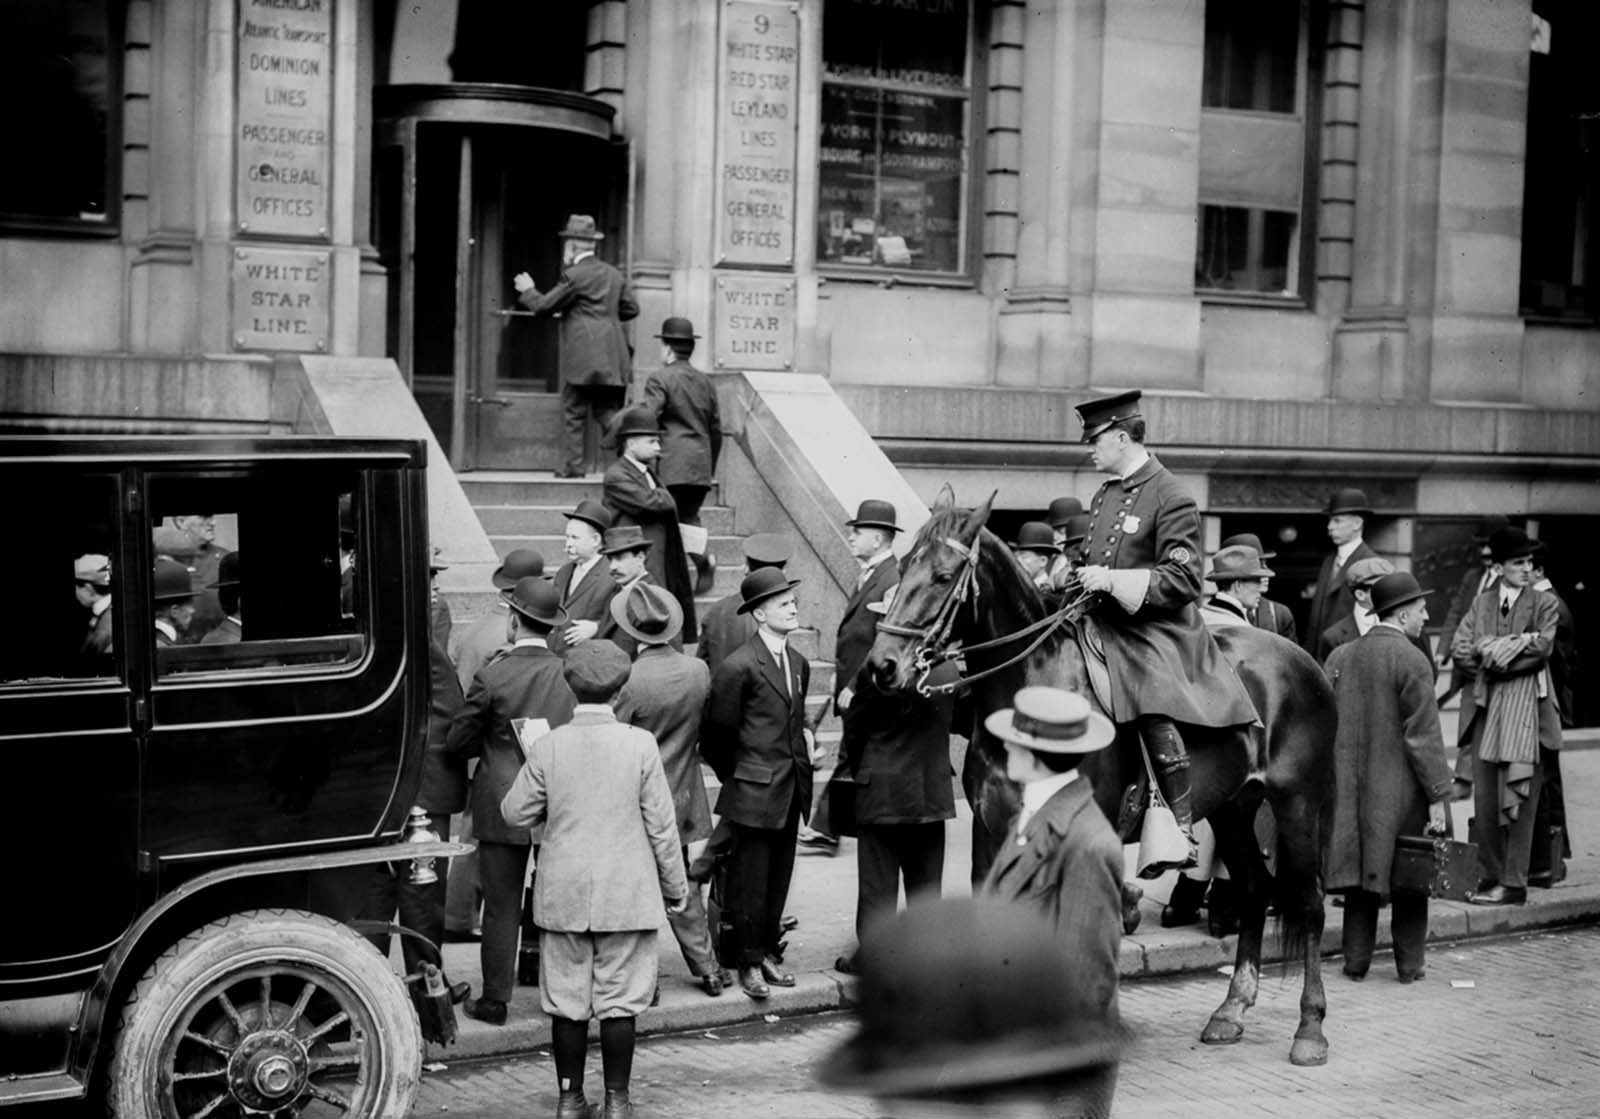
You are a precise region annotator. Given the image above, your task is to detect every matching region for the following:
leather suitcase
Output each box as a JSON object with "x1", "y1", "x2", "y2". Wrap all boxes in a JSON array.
[{"x1": 1392, "y1": 835, "x2": 1479, "y2": 901}]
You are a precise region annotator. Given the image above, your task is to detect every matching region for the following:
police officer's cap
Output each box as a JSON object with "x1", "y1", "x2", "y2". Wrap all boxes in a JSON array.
[
  {"x1": 741, "y1": 533, "x2": 792, "y2": 570},
  {"x1": 1076, "y1": 390, "x2": 1143, "y2": 443}
]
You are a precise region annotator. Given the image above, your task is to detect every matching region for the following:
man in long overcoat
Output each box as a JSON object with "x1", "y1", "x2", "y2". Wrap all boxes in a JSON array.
[
  {"x1": 514, "y1": 214, "x2": 639, "y2": 478},
  {"x1": 602, "y1": 406, "x2": 698, "y2": 644},
  {"x1": 1324, "y1": 572, "x2": 1452, "y2": 982},
  {"x1": 641, "y1": 316, "x2": 722, "y2": 593},
  {"x1": 1303, "y1": 488, "x2": 1379, "y2": 655}
]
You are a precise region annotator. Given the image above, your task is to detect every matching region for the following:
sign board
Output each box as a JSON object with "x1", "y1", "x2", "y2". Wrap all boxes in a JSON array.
[
  {"x1": 715, "y1": 0, "x2": 800, "y2": 267},
  {"x1": 232, "y1": 247, "x2": 331, "y2": 352},
  {"x1": 714, "y1": 274, "x2": 795, "y2": 371},
  {"x1": 236, "y1": 0, "x2": 334, "y2": 239}
]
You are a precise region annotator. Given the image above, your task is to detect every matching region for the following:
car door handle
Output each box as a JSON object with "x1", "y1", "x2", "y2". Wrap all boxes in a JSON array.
[{"x1": 468, "y1": 396, "x2": 512, "y2": 408}]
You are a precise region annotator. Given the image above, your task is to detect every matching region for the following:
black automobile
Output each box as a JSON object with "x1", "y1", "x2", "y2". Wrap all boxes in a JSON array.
[{"x1": 0, "y1": 436, "x2": 462, "y2": 1118}]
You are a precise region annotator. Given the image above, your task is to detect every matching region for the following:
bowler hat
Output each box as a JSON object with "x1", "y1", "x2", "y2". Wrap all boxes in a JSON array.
[
  {"x1": 817, "y1": 895, "x2": 1124, "y2": 1096},
  {"x1": 985, "y1": 687, "x2": 1115, "y2": 755},
  {"x1": 1011, "y1": 521, "x2": 1058, "y2": 554},
  {"x1": 562, "y1": 640, "x2": 632, "y2": 702},
  {"x1": 1208, "y1": 545, "x2": 1274, "y2": 584},
  {"x1": 1343, "y1": 556, "x2": 1395, "y2": 588},
  {"x1": 846, "y1": 499, "x2": 900, "y2": 533},
  {"x1": 1489, "y1": 526, "x2": 1544, "y2": 564},
  {"x1": 612, "y1": 405, "x2": 662, "y2": 449},
  {"x1": 1046, "y1": 496, "x2": 1083, "y2": 528},
  {"x1": 741, "y1": 532, "x2": 792, "y2": 570},
  {"x1": 74, "y1": 553, "x2": 111, "y2": 587},
  {"x1": 1220, "y1": 532, "x2": 1277, "y2": 561},
  {"x1": 504, "y1": 576, "x2": 567, "y2": 628},
  {"x1": 610, "y1": 581, "x2": 684, "y2": 646},
  {"x1": 556, "y1": 213, "x2": 604, "y2": 241},
  {"x1": 600, "y1": 525, "x2": 652, "y2": 556},
  {"x1": 654, "y1": 316, "x2": 699, "y2": 342},
  {"x1": 1076, "y1": 390, "x2": 1143, "y2": 443},
  {"x1": 1061, "y1": 513, "x2": 1091, "y2": 546},
  {"x1": 1472, "y1": 514, "x2": 1511, "y2": 544},
  {"x1": 1326, "y1": 488, "x2": 1372, "y2": 517},
  {"x1": 207, "y1": 551, "x2": 242, "y2": 590},
  {"x1": 565, "y1": 500, "x2": 613, "y2": 534},
  {"x1": 492, "y1": 548, "x2": 546, "y2": 590},
  {"x1": 153, "y1": 556, "x2": 195, "y2": 602},
  {"x1": 1369, "y1": 572, "x2": 1429, "y2": 617},
  {"x1": 736, "y1": 567, "x2": 801, "y2": 615}
]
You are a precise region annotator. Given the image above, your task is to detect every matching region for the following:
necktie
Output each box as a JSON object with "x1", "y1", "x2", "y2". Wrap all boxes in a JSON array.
[
  {"x1": 1500, "y1": 598, "x2": 1510, "y2": 618},
  {"x1": 778, "y1": 647, "x2": 792, "y2": 699}
]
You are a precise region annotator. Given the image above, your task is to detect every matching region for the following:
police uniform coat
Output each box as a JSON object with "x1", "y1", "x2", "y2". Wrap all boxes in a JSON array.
[
  {"x1": 1251, "y1": 597, "x2": 1298, "y2": 645},
  {"x1": 641, "y1": 359, "x2": 722, "y2": 488},
  {"x1": 603, "y1": 458, "x2": 698, "y2": 645},
  {"x1": 548, "y1": 557, "x2": 618, "y2": 657},
  {"x1": 702, "y1": 633, "x2": 812, "y2": 828},
  {"x1": 516, "y1": 254, "x2": 639, "y2": 388},
  {"x1": 1323, "y1": 627, "x2": 1453, "y2": 898},
  {"x1": 614, "y1": 645, "x2": 714, "y2": 843},
  {"x1": 444, "y1": 643, "x2": 577, "y2": 845},
  {"x1": 694, "y1": 591, "x2": 753, "y2": 675},
  {"x1": 1303, "y1": 541, "x2": 1378, "y2": 656},
  {"x1": 835, "y1": 556, "x2": 899, "y2": 704},
  {"x1": 1082, "y1": 454, "x2": 1256, "y2": 727}
]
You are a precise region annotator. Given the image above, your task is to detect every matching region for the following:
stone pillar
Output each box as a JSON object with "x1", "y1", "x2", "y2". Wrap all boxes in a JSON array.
[
  {"x1": 981, "y1": 0, "x2": 1023, "y2": 299},
  {"x1": 1316, "y1": 0, "x2": 1363, "y2": 315},
  {"x1": 586, "y1": 1, "x2": 628, "y2": 119}
]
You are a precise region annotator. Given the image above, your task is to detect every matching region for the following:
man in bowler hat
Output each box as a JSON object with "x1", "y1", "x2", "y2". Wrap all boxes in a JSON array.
[
  {"x1": 1011, "y1": 521, "x2": 1060, "y2": 592},
  {"x1": 454, "y1": 548, "x2": 547, "y2": 688},
  {"x1": 641, "y1": 316, "x2": 722, "y2": 594},
  {"x1": 152, "y1": 556, "x2": 196, "y2": 647},
  {"x1": 1303, "y1": 488, "x2": 1379, "y2": 656},
  {"x1": 1045, "y1": 496, "x2": 1086, "y2": 582},
  {"x1": 549, "y1": 500, "x2": 617, "y2": 656},
  {"x1": 696, "y1": 533, "x2": 792, "y2": 674},
  {"x1": 514, "y1": 214, "x2": 639, "y2": 477},
  {"x1": 603, "y1": 407, "x2": 698, "y2": 644}
]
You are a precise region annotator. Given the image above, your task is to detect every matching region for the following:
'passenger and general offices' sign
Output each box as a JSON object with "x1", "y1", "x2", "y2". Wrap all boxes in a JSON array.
[
  {"x1": 714, "y1": 274, "x2": 795, "y2": 371},
  {"x1": 235, "y1": 0, "x2": 333, "y2": 239},
  {"x1": 232, "y1": 247, "x2": 331, "y2": 352},
  {"x1": 716, "y1": 1, "x2": 800, "y2": 267}
]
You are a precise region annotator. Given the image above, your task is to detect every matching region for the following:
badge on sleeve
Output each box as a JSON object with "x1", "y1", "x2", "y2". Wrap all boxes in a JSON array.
[
  {"x1": 1168, "y1": 546, "x2": 1192, "y2": 564},
  {"x1": 1122, "y1": 514, "x2": 1141, "y2": 533}
]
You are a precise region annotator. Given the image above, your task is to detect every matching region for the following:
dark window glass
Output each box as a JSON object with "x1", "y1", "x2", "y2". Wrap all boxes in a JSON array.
[
  {"x1": 0, "y1": 0, "x2": 117, "y2": 230},
  {"x1": 1203, "y1": 0, "x2": 1300, "y2": 112},
  {"x1": 1196, "y1": 204, "x2": 1296, "y2": 293}
]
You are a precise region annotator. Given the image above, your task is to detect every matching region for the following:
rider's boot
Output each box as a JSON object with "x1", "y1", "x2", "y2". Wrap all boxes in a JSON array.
[{"x1": 1142, "y1": 715, "x2": 1199, "y2": 871}]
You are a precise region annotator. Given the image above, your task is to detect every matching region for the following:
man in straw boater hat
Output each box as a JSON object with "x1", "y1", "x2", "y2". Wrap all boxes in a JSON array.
[
  {"x1": 1219, "y1": 531, "x2": 1297, "y2": 644},
  {"x1": 641, "y1": 316, "x2": 723, "y2": 596},
  {"x1": 602, "y1": 406, "x2": 698, "y2": 645},
  {"x1": 1072, "y1": 391, "x2": 1257, "y2": 870},
  {"x1": 514, "y1": 213, "x2": 640, "y2": 478}
]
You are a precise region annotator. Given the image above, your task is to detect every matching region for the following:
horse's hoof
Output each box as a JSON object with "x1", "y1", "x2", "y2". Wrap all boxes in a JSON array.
[
  {"x1": 1289, "y1": 1037, "x2": 1329, "y2": 1067},
  {"x1": 1201, "y1": 1017, "x2": 1244, "y2": 1045}
]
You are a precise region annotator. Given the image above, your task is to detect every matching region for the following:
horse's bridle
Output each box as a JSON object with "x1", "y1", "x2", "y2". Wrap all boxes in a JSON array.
[{"x1": 875, "y1": 531, "x2": 1096, "y2": 696}]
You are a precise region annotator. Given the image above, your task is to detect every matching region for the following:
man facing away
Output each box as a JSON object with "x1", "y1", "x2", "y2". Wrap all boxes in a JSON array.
[
  {"x1": 602, "y1": 406, "x2": 698, "y2": 644},
  {"x1": 695, "y1": 533, "x2": 792, "y2": 675},
  {"x1": 641, "y1": 316, "x2": 722, "y2": 595}
]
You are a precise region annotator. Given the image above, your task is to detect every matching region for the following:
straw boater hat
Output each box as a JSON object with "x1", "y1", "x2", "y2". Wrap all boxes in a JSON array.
[
  {"x1": 1208, "y1": 545, "x2": 1274, "y2": 585},
  {"x1": 503, "y1": 576, "x2": 567, "y2": 628},
  {"x1": 1368, "y1": 572, "x2": 1429, "y2": 617},
  {"x1": 609, "y1": 581, "x2": 684, "y2": 647},
  {"x1": 735, "y1": 567, "x2": 801, "y2": 616},
  {"x1": 984, "y1": 686, "x2": 1115, "y2": 755}
]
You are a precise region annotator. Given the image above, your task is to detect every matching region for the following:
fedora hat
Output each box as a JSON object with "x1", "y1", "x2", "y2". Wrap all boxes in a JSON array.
[
  {"x1": 1208, "y1": 545, "x2": 1274, "y2": 584},
  {"x1": 565, "y1": 500, "x2": 613, "y2": 534},
  {"x1": 741, "y1": 532, "x2": 792, "y2": 570},
  {"x1": 1472, "y1": 514, "x2": 1511, "y2": 544},
  {"x1": 1325, "y1": 488, "x2": 1372, "y2": 517},
  {"x1": 1489, "y1": 526, "x2": 1544, "y2": 564},
  {"x1": 654, "y1": 316, "x2": 699, "y2": 342},
  {"x1": 1369, "y1": 571, "x2": 1429, "y2": 617},
  {"x1": 491, "y1": 548, "x2": 546, "y2": 589},
  {"x1": 1046, "y1": 496, "x2": 1083, "y2": 528},
  {"x1": 1011, "y1": 521, "x2": 1058, "y2": 554},
  {"x1": 1076, "y1": 389, "x2": 1142, "y2": 443},
  {"x1": 985, "y1": 687, "x2": 1115, "y2": 755},
  {"x1": 610, "y1": 581, "x2": 684, "y2": 646},
  {"x1": 504, "y1": 575, "x2": 567, "y2": 628},
  {"x1": 74, "y1": 553, "x2": 112, "y2": 587},
  {"x1": 556, "y1": 213, "x2": 603, "y2": 241},
  {"x1": 1061, "y1": 512, "x2": 1091, "y2": 547},
  {"x1": 736, "y1": 567, "x2": 801, "y2": 615},
  {"x1": 1220, "y1": 532, "x2": 1277, "y2": 561},
  {"x1": 612, "y1": 405, "x2": 663, "y2": 449},
  {"x1": 153, "y1": 556, "x2": 195, "y2": 603},
  {"x1": 1343, "y1": 556, "x2": 1395, "y2": 589},
  {"x1": 600, "y1": 525, "x2": 652, "y2": 556},
  {"x1": 845, "y1": 499, "x2": 900, "y2": 533}
]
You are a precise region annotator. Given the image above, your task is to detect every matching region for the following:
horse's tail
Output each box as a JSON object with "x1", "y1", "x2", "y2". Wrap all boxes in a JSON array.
[{"x1": 1271, "y1": 739, "x2": 1335, "y2": 973}]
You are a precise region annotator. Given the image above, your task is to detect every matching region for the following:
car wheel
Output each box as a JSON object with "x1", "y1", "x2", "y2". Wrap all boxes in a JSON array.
[{"x1": 107, "y1": 908, "x2": 421, "y2": 1118}]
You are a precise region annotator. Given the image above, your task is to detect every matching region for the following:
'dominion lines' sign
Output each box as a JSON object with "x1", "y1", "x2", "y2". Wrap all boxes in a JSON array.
[{"x1": 236, "y1": 0, "x2": 334, "y2": 239}]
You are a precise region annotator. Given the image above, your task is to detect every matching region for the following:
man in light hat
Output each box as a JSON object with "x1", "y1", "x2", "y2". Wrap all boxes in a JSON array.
[
  {"x1": 1219, "y1": 532, "x2": 1297, "y2": 643},
  {"x1": 1011, "y1": 521, "x2": 1059, "y2": 593},
  {"x1": 603, "y1": 406, "x2": 698, "y2": 645},
  {"x1": 1304, "y1": 488, "x2": 1380, "y2": 656},
  {"x1": 1202, "y1": 544, "x2": 1275, "y2": 627},
  {"x1": 612, "y1": 582, "x2": 727, "y2": 997},
  {"x1": 641, "y1": 316, "x2": 722, "y2": 596},
  {"x1": 454, "y1": 548, "x2": 548, "y2": 690},
  {"x1": 446, "y1": 576, "x2": 577, "y2": 1024},
  {"x1": 695, "y1": 533, "x2": 791, "y2": 674},
  {"x1": 514, "y1": 214, "x2": 639, "y2": 478},
  {"x1": 73, "y1": 553, "x2": 114, "y2": 666},
  {"x1": 549, "y1": 500, "x2": 617, "y2": 656},
  {"x1": 152, "y1": 556, "x2": 196, "y2": 648},
  {"x1": 1073, "y1": 390, "x2": 1257, "y2": 870}
]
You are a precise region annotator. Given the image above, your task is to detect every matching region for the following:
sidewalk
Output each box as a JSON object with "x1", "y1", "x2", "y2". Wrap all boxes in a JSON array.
[{"x1": 426, "y1": 727, "x2": 1600, "y2": 1062}]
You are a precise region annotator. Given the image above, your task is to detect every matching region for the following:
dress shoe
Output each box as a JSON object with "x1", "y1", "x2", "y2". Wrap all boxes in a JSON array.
[
  {"x1": 797, "y1": 830, "x2": 839, "y2": 854},
  {"x1": 1529, "y1": 863, "x2": 1567, "y2": 887},
  {"x1": 738, "y1": 966, "x2": 770, "y2": 999},
  {"x1": 462, "y1": 997, "x2": 507, "y2": 1026},
  {"x1": 555, "y1": 1089, "x2": 591, "y2": 1119},
  {"x1": 780, "y1": 914, "x2": 799, "y2": 932},
  {"x1": 1396, "y1": 969, "x2": 1426, "y2": 984},
  {"x1": 834, "y1": 953, "x2": 859, "y2": 976},
  {"x1": 1467, "y1": 884, "x2": 1527, "y2": 906},
  {"x1": 1160, "y1": 875, "x2": 1206, "y2": 929},
  {"x1": 1342, "y1": 967, "x2": 1367, "y2": 982},
  {"x1": 760, "y1": 957, "x2": 796, "y2": 987},
  {"x1": 600, "y1": 1089, "x2": 633, "y2": 1119},
  {"x1": 700, "y1": 969, "x2": 727, "y2": 997}
]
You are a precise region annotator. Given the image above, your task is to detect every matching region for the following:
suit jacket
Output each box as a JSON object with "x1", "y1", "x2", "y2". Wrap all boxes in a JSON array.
[
  {"x1": 840, "y1": 674, "x2": 956, "y2": 826},
  {"x1": 641, "y1": 359, "x2": 721, "y2": 488},
  {"x1": 418, "y1": 637, "x2": 470, "y2": 815},
  {"x1": 1439, "y1": 564, "x2": 1500, "y2": 660},
  {"x1": 615, "y1": 645, "x2": 714, "y2": 842},
  {"x1": 500, "y1": 707, "x2": 686, "y2": 932},
  {"x1": 1452, "y1": 585, "x2": 1562, "y2": 760},
  {"x1": 694, "y1": 590, "x2": 753, "y2": 675},
  {"x1": 516, "y1": 254, "x2": 638, "y2": 387},
  {"x1": 1319, "y1": 612, "x2": 1432, "y2": 670},
  {"x1": 603, "y1": 457, "x2": 698, "y2": 645},
  {"x1": 200, "y1": 616, "x2": 242, "y2": 645},
  {"x1": 548, "y1": 557, "x2": 618, "y2": 657},
  {"x1": 835, "y1": 556, "x2": 899, "y2": 704},
  {"x1": 444, "y1": 643, "x2": 577, "y2": 845},
  {"x1": 981, "y1": 778, "x2": 1122, "y2": 1021},
  {"x1": 703, "y1": 632, "x2": 812, "y2": 829},
  {"x1": 453, "y1": 603, "x2": 509, "y2": 689},
  {"x1": 1303, "y1": 540, "x2": 1378, "y2": 655},
  {"x1": 1250, "y1": 597, "x2": 1298, "y2": 646}
]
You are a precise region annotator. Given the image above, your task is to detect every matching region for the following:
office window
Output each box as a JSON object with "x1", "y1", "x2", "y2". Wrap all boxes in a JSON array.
[
  {"x1": 818, "y1": 0, "x2": 972, "y2": 275},
  {"x1": 1195, "y1": 1, "x2": 1317, "y2": 299},
  {"x1": 0, "y1": 0, "x2": 119, "y2": 232}
]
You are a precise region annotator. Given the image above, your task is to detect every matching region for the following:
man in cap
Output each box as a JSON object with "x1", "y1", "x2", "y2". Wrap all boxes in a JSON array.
[
  {"x1": 152, "y1": 556, "x2": 196, "y2": 648},
  {"x1": 1315, "y1": 555, "x2": 1386, "y2": 655},
  {"x1": 549, "y1": 500, "x2": 617, "y2": 656},
  {"x1": 1073, "y1": 390, "x2": 1257, "y2": 869},
  {"x1": 642, "y1": 316, "x2": 722, "y2": 595},
  {"x1": 1219, "y1": 532, "x2": 1297, "y2": 643},
  {"x1": 611, "y1": 582, "x2": 727, "y2": 996},
  {"x1": 1303, "y1": 489, "x2": 1379, "y2": 656},
  {"x1": 514, "y1": 213, "x2": 639, "y2": 478},
  {"x1": 602, "y1": 406, "x2": 698, "y2": 644},
  {"x1": 1323, "y1": 572, "x2": 1452, "y2": 981},
  {"x1": 1452, "y1": 527, "x2": 1562, "y2": 906},
  {"x1": 1011, "y1": 521, "x2": 1059, "y2": 593},
  {"x1": 445, "y1": 577, "x2": 578, "y2": 1024},
  {"x1": 596, "y1": 525, "x2": 680, "y2": 659},
  {"x1": 696, "y1": 533, "x2": 791, "y2": 674},
  {"x1": 74, "y1": 554, "x2": 114, "y2": 666},
  {"x1": 453, "y1": 549, "x2": 548, "y2": 690},
  {"x1": 702, "y1": 568, "x2": 823, "y2": 998},
  {"x1": 200, "y1": 552, "x2": 243, "y2": 644}
]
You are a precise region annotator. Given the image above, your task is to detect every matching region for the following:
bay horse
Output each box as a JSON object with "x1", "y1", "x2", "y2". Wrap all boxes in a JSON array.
[{"x1": 867, "y1": 493, "x2": 1338, "y2": 1066}]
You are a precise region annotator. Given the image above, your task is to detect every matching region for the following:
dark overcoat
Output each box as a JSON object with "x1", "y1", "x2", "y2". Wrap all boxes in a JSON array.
[
  {"x1": 615, "y1": 645, "x2": 714, "y2": 843},
  {"x1": 839, "y1": 674, "x2": 956, "y2": 826},
  {"x1": 418, "y1": 637, "x2": 470, "y2": 816},
  {"x1": 1303, "y1": 540, "x2": 1378, "y2": 656},
  {"x1": 834, "y1": 556, "x2": 899, "y2": 704},
  {"x1": 516, "y1": 254, "x2": 639, "y2": 387},
  {"x1": 444, "y1": 643, "x2": 577, "y2": 845},
  {"x1": 1082, "y1": 455, "x2": 1255, "y2": 727},
  {"x1": 1251, "y1": 597, "x2": 1298, "y2": 646},
  {"x1": 603, "y1": 458, "x2": 698, "y2": 644},
  {"x1": 641, "y1": 359, "x2": 721, "y2": 488},
  {"x1": 199, "y1": 617, "x2": 242, "y2": 645},
  {"x1": 703, "y1": 633, "x2": 812, "y2": 829},
  {"x1": 453, "y1": 603, "x2": 508, "y2": 689},
  {"x1": 1319, "y1": 613, "x2": 1433, "y2": 669},
  {"x1": 1323, "y1": 627, "x2": 1453, "y2": 897},
  {"x1": 548, "y1": 557, "x2": 618, "y2": 657},
  {"x1": 694, "y1": 590, "x2": 752, "y2": 675}
]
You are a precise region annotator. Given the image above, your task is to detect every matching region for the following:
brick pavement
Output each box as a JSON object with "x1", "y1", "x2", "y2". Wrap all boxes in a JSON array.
[{"x1": 415, "y1": 927, "x2": 1600, "y2": 1119}]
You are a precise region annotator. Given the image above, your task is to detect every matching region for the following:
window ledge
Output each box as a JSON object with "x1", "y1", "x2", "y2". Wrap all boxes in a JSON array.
[
  {"x1": 1520, "y1": 311, "x2": 1598, "y2": 329},
  {"x1": 0, "y1": 216, "x2": 121, "y2": 239},
  {"x1": 1198, "y1": 290, "x2": 1311, "y2": 311},
  {"x1": 818, "y1": 266, "x2": 976, "y2": 291}
]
